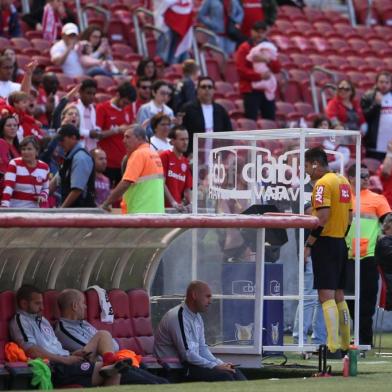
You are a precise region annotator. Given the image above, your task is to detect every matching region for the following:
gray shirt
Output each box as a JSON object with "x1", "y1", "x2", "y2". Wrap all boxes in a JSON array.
[
  {"x1": 10, "y1": 310, "x2": 69, "y2": 356},
  {"x1": 153, "y1": 303, "x2": 223, "y2": 369},
  {"x1": 67, "y1": 142, "x2": 94, "y2": 193},
  {"x1": 55, "y1": 318, "x2": 119, "y2": 353}
]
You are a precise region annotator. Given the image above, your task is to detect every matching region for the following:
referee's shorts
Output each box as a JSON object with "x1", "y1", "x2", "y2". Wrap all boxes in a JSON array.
[{"x1": 311, "y1": 236, "x2": 348, "y2": 290}]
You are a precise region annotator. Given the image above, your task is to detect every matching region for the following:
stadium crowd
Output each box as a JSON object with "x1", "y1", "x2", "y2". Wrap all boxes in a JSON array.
[{"x1": 0, "y1": 0, "x2": 392, "y2": 381}]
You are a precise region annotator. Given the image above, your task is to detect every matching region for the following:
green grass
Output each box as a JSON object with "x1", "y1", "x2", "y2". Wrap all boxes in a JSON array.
[{"x1": 30, "y1": 335, "x2": 392, "y2": 392}]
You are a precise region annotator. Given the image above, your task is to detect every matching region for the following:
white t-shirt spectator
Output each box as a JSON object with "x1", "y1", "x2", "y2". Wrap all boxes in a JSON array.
[
  {"x1": 377, "y1": 92, "x2": 392, "y2": 153},
  {"x1": 0, "y1": 81, "x2": 20, "y2": 99},
  {"x1": 50, "y1": 40, "x2": 84, "y2": 77},
  {"x1": 150, "y1": 136, "x2": 172, "y2": 152}
]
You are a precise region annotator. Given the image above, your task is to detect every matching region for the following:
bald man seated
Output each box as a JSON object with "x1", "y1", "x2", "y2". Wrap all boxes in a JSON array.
[
  {"x1": 55, "y1": 289, "x2": 168, "y2": 385},
  {"x1": 154, "y1": 281, "x2": 247, "y2": 382}
]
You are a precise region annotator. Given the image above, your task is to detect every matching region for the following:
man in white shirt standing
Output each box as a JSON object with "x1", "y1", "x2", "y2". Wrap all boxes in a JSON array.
[
  {"x1": 76, "y1": 78, "x2": 100, "y2": 151},
  {"x1": 0, "y1": 56, "x2": 37, "y2": 99},
  {"x1": 50, "y1": 23, "x2": 84, "y2": 78},
  {"x1": 181, "y1": 76, "x2": 233, "y2": 156},
  {"x1": 362, "y1": 71, "x2": 392, "y2": 159}
]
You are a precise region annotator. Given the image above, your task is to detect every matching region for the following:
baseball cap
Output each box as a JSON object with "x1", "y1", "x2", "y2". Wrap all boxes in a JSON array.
[
  {"x1": 58, "y1": 124, "x2": 80, "y2": 140},
  {"x1": 62, "y1": 23, "x2": 79, "y2": 36}
]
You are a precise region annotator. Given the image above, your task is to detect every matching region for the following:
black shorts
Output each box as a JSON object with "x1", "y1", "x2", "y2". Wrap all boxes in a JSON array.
[
  {"x1": 311, "y1": 236, "x2": 348, "y2": 290},
  {"x1": 52, "y1": 361, "x2": 94, "y2": 388}
]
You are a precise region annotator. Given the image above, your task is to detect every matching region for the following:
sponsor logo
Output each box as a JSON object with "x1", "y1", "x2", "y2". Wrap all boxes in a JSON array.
[
  {"x1": 181, "y1": 163, "x2": 187, "y2": 172},
  {"x1": 42, "y1": 325, "x2": 53, "y2": 336},
  {"x1": 235, "y1": 322, "x2": 254, "y2": 342},
  {"x1": 208, "y1": 146, "x2": 344, "y2": 202},
  {"x1": 232, "y1": 280, "x2": 255, "y2": 295},
  {"x1": 339, "y1": 184, "x2": 351, "y2": 203},
  {"x1": 314, "y1": 185, "x2": 324, "y2": 206},
  {"x1": 168, "y1": 169, "x2": 186, "y2": 182},
  {"x1": 81, "y1": 362, "x2": 91, "y2": 371}
]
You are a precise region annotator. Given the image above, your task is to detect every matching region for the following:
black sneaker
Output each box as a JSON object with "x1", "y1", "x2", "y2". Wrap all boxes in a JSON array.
[{"x1": 99, "y1": 360, "x2": 132, "y2": 378}]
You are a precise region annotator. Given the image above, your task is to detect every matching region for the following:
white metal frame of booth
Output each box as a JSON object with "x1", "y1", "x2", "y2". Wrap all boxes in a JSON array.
[{"x1": 192, "y1": 128, "x2": 364, "y2": 364}]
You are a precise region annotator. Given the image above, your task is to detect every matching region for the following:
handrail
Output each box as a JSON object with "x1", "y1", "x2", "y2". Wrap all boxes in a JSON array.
[
  {"x1": 346, "y1": 0, "x2": 357, "y2": 27},
  {"x1": 80, "y1": 4, "x2": 111, "y2": 33},
  {"x1": 365, "y1": 0, "x2": 374, "y2": 26},
  {"x1": 320, "y1": 83, "x2": 336, "y2": 112},
  {"x1": 132, "y1": 7, "x2": 159, "y2": 57},
  {"x1": 310, "y1": 66, "x2": 338, "y2": 113}
]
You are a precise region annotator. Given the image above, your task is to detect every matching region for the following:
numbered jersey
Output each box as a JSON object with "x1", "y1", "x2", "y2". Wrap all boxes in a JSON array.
[{"x1": 312, "y1": 172, "x2": 352, "y2": 238}]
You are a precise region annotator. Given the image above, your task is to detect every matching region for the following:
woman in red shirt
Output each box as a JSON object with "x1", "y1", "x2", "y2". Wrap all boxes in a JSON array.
[
  {"x1": 326, "y1": 79, "x2": 366, "y2": 132},
  {"x1": 0, "y1": 115, "x2": 20, "y2": 198}
]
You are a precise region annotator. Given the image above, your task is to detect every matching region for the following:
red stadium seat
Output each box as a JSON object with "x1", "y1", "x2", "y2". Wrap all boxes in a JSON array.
[
  {"x1": 43, "y1": 290, "x2": 61, "y2": 326},
  {"x1": 108, "y1": 289, "x2": 139, "y2": 352},
  {"x1": 328, "y1": 38, "x2": 350, "y2": 53},
  {"x1": 215, "y1": 81, "x2": 235, "y2": 96},
  {"x1": 276, "y1": 101, "x2": 300, "y2": 122},
  {"x1": 206, "y1": 59, "x2": 222, "y2": 81},
  {"x1": 215, "y1": 98, "x2": 236, "y2": 113},
  {"x1": 293, "y1": 102, "x2": 314, "y2": 118},
  {"x1": 257, "y1": 119, "x2": 278, "y2": 129},
  {"x1": 15, "y1": 54, "x2": 31, "y2": 69},
  {"x1": 128, "y1": 289, "x2": 161, "y2": 367},
  {"x1": 31, "y1": 38, "x2": 51, "y2": 53},
  {"x1": 313, "y1": 22, "x2": 337, "y2": 37},
  {"x1": 237, "y1": 118, "x2": 257, "y2": 131},
  {"x1": 281, "y1": 80, "x2": 303, "y2": 103},
  {"x1": 10, "y1": 37, "x2": 31, "y2": 50},
  {"x1": 93, "y1": 75, "x2": 116, "y2": 91},
  {"x1": 290, "y1": 53, "x2": 313, "y2": 70},
  {"x1": 0, "y1": 291, "x2": 15, "y2": 363},
  {"x1": 56, "y1": 74, "x2": 76, "y2": 89},
  {"x1": 288, "y1": 69, "x2": 309, "y2": 84},
  {"x1": 95, "y1": 93, "x2": 112, "y2": 103},
  {"x1": 0, "y1": 37, "x2": 9, "y2": 51},
  {"x1": 309, "y1": 36, "x2": 332, "y2": 53}
]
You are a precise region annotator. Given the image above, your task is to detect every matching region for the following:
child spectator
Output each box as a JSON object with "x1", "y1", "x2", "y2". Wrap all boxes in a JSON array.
[
  {"x1": 42, "y1": 0, "x2": 64, "y2": 43},
  {"x1": 91, "y1": 147, "x2": 110, "y2": 206},
  {"x1": 1, "y1": 136, "x2": 49, "y2": 208},
  {"x1": 159, "y1": 126, "x2": 192, "y2": 211},
  {"x1": 7, "y1": 91, "x2": 45, "y2": 140},
  {"x1": 246, "y1": 40, "x2": 278, "y2": 101}
]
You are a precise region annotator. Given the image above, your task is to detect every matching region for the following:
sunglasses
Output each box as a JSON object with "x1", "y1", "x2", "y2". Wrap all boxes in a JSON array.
[
  {"x1": 338, "y1": 87, "x2": 351, "y2": 91},
  {"x1": 199, "y1": 85, "x2": 214, "y2": 90}
]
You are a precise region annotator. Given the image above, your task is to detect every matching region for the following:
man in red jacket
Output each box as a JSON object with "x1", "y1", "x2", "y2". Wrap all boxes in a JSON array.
[{"x1": 235, "y1": 21, "x2": 281, "y2": 121}]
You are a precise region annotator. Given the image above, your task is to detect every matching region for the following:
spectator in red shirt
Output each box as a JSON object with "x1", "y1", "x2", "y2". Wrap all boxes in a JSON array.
[
  {"x1": 96, "y1": 81, "x2": 136, "y2": 186},
  {"x1": 325, "y1": 79, "x2": 366, "y2": 133},
  {"x1": 235, "y1": 21, "x2": 281, "y2": 121},
  {"x1": 6, "y1": 91, "x2": 45, "y2": 140},
  {"x1": 159, "y1": 126, "x2": 192, "y2": 211},
  {"x1": 133, "y1": 76, "x2": 152, "y2": 115},
  {"x1": 240, "y1": 0, "x2": 277, "y2": 37}
]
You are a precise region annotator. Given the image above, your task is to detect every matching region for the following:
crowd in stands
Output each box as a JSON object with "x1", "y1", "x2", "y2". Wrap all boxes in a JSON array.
[{"x1": 0, "y1": 0, "x2": 390, "y2": 212}]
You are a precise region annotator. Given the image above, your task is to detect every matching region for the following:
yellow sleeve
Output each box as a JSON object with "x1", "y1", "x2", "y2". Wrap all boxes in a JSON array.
[{"x1": 313, "y1": 179, "x2": 331, "y2": 209}]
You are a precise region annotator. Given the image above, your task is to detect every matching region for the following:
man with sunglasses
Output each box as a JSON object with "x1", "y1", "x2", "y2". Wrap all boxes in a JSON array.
[
  {"x1": 181, "y1": 76, "x2": 232, "y2": 156},
  {"x1": 134, "y1": 77, "x2": 152, "y2": 114},
  {"x1": 346, "y1": 164, "x2": 390, "y2": 348}
]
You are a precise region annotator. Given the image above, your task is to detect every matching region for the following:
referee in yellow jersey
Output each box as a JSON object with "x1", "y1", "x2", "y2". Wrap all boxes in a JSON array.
[{"x1": 304, "y1": 147, "x2": 353, "y2": 355}]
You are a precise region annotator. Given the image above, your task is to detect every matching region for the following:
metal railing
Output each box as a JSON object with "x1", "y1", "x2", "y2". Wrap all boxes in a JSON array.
[
  {"x1": 310, "y1": 66, "x2": 338, "y2": 113},
  {"x1": 320, "y1": 83, "x2": 337, "y2": 112}
]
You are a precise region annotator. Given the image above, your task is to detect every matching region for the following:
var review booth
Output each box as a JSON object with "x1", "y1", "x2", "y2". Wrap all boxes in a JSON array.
[{"x1": 0, "y1": 128, "x2": 362, "y2": 370}]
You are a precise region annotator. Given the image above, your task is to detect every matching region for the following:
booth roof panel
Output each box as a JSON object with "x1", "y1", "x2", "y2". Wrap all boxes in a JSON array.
[{"x1": 194, "y1": 127, "x2": 361, "y2": 139}]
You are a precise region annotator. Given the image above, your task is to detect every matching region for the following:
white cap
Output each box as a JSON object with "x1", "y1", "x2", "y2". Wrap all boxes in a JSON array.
[{"x1": 62, "y1": 23, "x2": 79, "y2": 36}]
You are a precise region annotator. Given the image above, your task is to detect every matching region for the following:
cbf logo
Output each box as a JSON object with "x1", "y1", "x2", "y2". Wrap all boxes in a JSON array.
[
  {"x1": 232, "y1": 280, "x2": 255, "y2": 295},
  {"x1": 209, "y1": 146, "x2": 308, "y2": 202},
  {"x1": 269, "y1": 280, "x2": 281, "y2": 296},
  {"x1": 208, "y1": 146, "x2": 344, "y2": 202}
]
